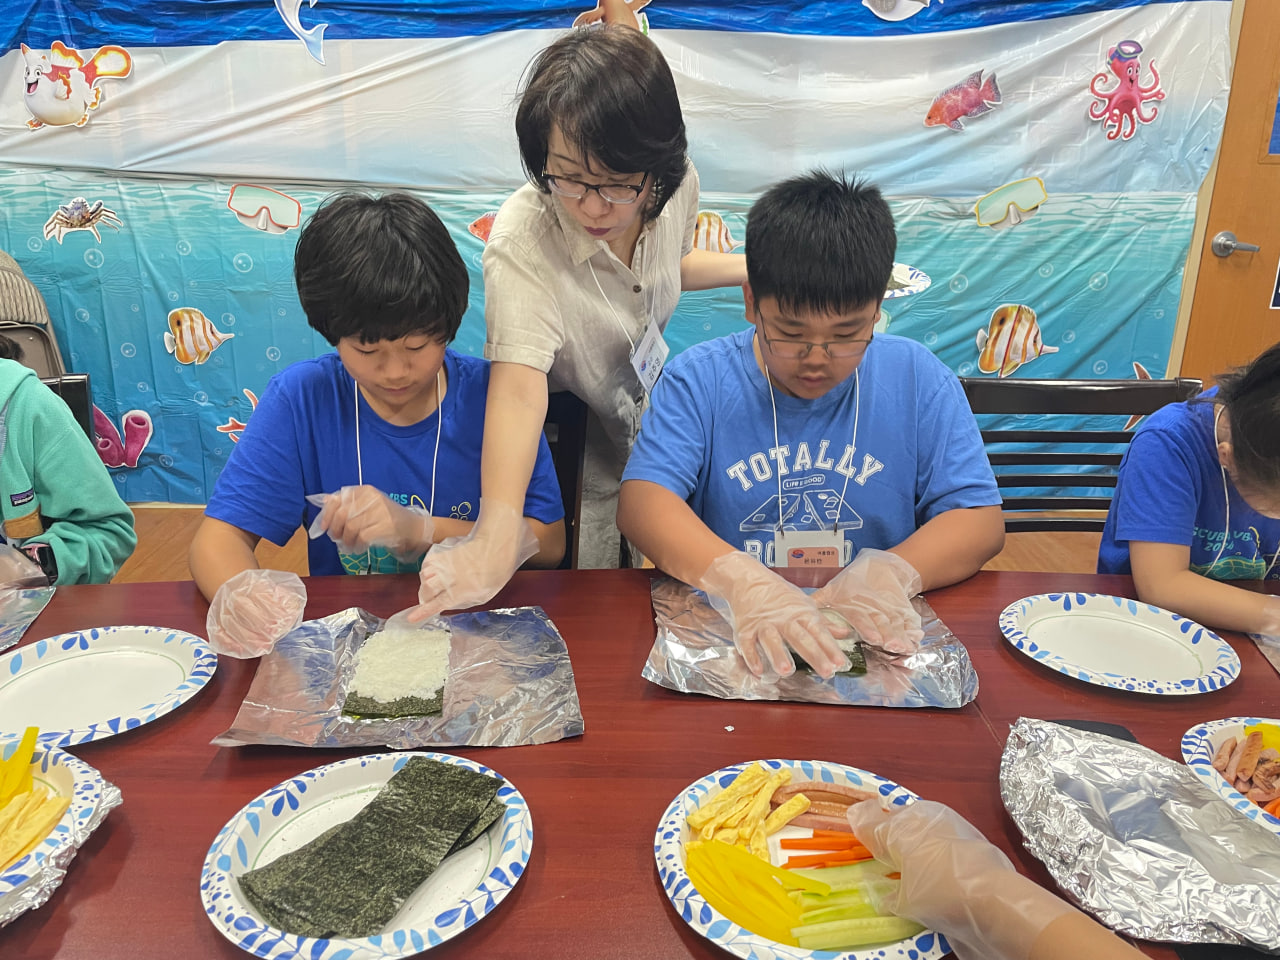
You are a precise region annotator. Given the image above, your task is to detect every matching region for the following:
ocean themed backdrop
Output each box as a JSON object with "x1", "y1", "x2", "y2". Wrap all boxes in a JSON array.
[{"x1": 0, "y1": 0, "x2": 1232, "y2": 503}]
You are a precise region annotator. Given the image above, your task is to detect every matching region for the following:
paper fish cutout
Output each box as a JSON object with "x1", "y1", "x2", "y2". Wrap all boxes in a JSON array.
[
  {"x1": 42, "y1": 197, "x2": 123, "y2": 243},
  {"x1": 468, "y1": 212, "x2": 498, "y2": 244},
  {"x1": 164, "y1": 307, "x2": 234, "y2": 365},
  {"x1": 1124, "y1": 362, "x2": 1152, "y2": 430},
  {"x1": 1088, "y1": 40, "x2": 1165, "y2": 142},
  {"x1": 216, "y1": 388, "x2": 260, "y2": 443},
  {"x1": 21, "y1": 41, "x2": 132, "y2": 129},
  {"x1": 692, "y1": 211, "x2": 737, "y2": 253},
  {"x1": 227, "y1": 184, "x2": 302, "y2": 234},
  {"x1": 574, "y1": 0, "x2": 651, "y2": 31},
  {"x1": 274, "y1": 0, "x2": 328, "y2": 63},
  {"x1": 974, "y1": 178, "x2": 1047, "y2": 229},
  {"x1": 93, "y1": 405, "x2": 152, "y2": 468},
  {"x1": 926, "y1": 70, "x2": 1001, "y2": 132},
  {"x1": 863, "y1": 0, "x2": 930, "y2": 22},
  {"x1": 975, "y1": 304, "x2": 1058, "y2": 377}
]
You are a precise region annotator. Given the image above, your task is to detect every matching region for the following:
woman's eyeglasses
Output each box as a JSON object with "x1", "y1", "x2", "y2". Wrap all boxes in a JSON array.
[{"x1": 543, "y1": 172, "x2": 648, "y2": 205}]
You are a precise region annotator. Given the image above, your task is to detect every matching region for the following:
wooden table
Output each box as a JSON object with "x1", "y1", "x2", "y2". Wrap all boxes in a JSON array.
[{"x1": 3, "y1": 570, "x2": 1277, "y2": 960}]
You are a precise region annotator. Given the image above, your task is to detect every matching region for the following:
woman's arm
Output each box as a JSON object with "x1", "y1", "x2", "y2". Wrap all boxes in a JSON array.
[
  {"x1": 680, "y1": 248, "x2": 747, "y2": 291},
  {"x1": 1129, "y1": 540, "x2": 1280, "y2": 633},
  {"x1": 889, "y1": 505, "x2": 1006, "y2": 591},
  {"x1": 189, "y1": 516, "x2": 263, "y2": 601}
]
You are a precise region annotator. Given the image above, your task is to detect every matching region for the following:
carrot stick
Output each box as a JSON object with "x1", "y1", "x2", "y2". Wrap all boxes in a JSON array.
[
  {"x1": 886, "y1": 872, "x2": 901, "y2": 880},
  {"x1": 811, "y1": 829, "x2": 854, "y2": 838},
  {"x1": 784, "y1": 849, "x2": 874, "y2": 868},
  {"x1": 780, "y1": 837, "x2": 865, "y2": 850},
  {"x1": 1264, "y1": 797, "x2": 1280, "y2": 818}
]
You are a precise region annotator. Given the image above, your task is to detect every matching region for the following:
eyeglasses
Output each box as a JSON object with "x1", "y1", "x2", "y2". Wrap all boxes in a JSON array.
[
  {"x1": 756, "y1": 309, "x2": 875, "y2": 359},
  {"x1": 543, "y1": 172, "x2": 648, "y2": 204}
]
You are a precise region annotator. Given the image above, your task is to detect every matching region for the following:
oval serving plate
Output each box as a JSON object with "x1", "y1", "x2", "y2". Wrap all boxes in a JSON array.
[
  {"x1": 201, "y1": 751, "x2": 532, "y2": 960},
  {"x1": 0, "y1": 743, "x2": 110, "y2": 924},
  {"x1": 654, "y1": 758, "x2": 948, "y2": 960},
  {"x1": 999, "y1": 594, "x2": 1240, "y2": 695},
  {"x1": 1182, "y1": 717, "x2": 1280, "y2": 835},
  {"x1": 0, "y1": 626, "x2": 217, "y2": 746}
]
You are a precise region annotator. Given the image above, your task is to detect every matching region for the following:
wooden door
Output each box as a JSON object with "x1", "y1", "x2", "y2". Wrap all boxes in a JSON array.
[{"x1": 1182, "y1": 0, "x2": 1280, "y2": 382}]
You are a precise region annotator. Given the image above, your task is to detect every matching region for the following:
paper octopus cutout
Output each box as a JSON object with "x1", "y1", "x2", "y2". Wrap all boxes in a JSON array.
[
  {"x1": 1088, "y1": 40, "x2": 1164, "y2": 141},
  {"x1": 43, "y1": 197, "x2": 122, "y2": 243}
]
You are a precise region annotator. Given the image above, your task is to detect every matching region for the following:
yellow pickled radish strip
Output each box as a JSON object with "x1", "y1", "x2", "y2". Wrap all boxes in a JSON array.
[
  {"x1": 712, "y1": 837, "x2": 831, "y2": 895},
  {"x1": 0, "y1": 727, "x2": 39, "y2": 804}
]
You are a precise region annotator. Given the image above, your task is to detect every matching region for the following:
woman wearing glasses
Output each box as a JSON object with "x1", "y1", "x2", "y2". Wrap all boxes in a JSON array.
[{"x1": 413, "y1": 22, "x2": 745, "y2": 616}]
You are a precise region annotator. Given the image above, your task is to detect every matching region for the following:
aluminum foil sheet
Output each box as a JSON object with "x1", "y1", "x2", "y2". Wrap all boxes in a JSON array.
[
  {"x1": 0, "y1": 586, "x2": 54, "y2": 655},
  {"x1": 641, "y1": 578, "x2": 978, "y2": 708},
  {"x1": 211, "y1": 605, "x2": 584, "y2": 749},
  {"x1": 1251, "y1": 634, "x2": 1280, "y2": 677},
  {"x1": 1000, "y1": 717, "x2": 1280, "y2": 952}
]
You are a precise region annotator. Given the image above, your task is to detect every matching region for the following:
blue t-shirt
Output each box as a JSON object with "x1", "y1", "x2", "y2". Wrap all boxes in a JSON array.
[
  {"x1": 206, "y1": 350, "x2": 564, "y2": 576},
  {"x1": 1098, "y1": 390, "x2": 1280, "y2": 579},
  {"x1": 622, "y1": 329, "x2": 1001, "y2": 565}
]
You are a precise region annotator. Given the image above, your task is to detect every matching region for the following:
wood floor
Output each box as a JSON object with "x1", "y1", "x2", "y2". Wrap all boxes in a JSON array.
[{"x1": 114, "y1": 506, "x2": 1102, "y2": 584}]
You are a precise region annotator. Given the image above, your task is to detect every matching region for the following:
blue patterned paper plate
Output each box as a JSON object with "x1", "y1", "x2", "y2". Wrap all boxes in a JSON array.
[
  {"x1": 0, "y1": 744, "x2": 110, "y2": 925},
  {"x1": 201, "y1": 751, "x2": 532, "y2": 960},
  {"x1": 654, "y1": 758, "x2": 949, "y2": 960},
  {"x1": 998, "y1": 594, "x2": 1240, "y2": 696},
  {"x1": 1182, "y1": 717, "x2": 1280, "y2": 835},
  {"x1": 0, "y1": 625, "x2": 217, "y2": 746},
  {"x1": 883, "y1": 263, "x2": 931, "y2": 299}
]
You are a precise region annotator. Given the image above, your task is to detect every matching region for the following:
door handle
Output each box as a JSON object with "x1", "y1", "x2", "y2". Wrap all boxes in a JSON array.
[{"x1": 1211, "y1": 231, "x2": 1261, "y2": 257}]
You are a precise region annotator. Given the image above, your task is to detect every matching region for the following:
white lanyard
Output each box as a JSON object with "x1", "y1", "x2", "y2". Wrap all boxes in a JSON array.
[{"x1": 588, "y1": 257, "x2": 669, "y2": 395}]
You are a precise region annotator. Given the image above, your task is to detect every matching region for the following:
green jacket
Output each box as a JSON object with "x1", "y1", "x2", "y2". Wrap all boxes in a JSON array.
[{"x1": 0, "y1": 360, "x2": 135, "y2": 583}]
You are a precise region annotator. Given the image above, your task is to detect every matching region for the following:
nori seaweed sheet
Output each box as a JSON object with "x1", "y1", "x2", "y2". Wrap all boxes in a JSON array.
[
  {"x1": 446, "y1": 795, "x2": 505, "y2": 857},
  {"x1": 237, "y1": 757, "x2": 502, "y2": 938},
  {"x1": 342, "y1": 687, "x2": 444, "y2": 719},
  {"x1": 795, "y1": 641, "x2": 868, "y2": 677}
]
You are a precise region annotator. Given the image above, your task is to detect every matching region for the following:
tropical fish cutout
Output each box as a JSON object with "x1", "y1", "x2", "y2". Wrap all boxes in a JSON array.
[
  {"x1": 21, "y1": 41, "x2": 132, "y2": 130},
  {"x1": 43, "y1": 197, "x2": 123, "y2": 243},
  {"x1": 974, "y1": 178, "x2": 1047, "y2": 229},
  {"x1": 926, "y1": 70, "x2": 1001, "y2": 132},
  {"x1": 227, "y1": 184, "x2": 301, "y2": 234},
  {"x1": 692, "y1": 211, "x2": 737, "y2": 253},
  {"x1": 975, "y1": 304, "x2": 1058, "y2": 377},
  {"x1": 1124, "y1": 361, "x2": 1152, "y2": 430},
  {"x1": 217, "y1": 388, "x2": 260, "y2": 443},
  {"x1": 93, "y1": 405, "x2": 152, "y2": 468},
  {"x1": 274, "y1": 0, "x2": 328, "y2": 64},
  {"x1": 164, "y1": 307, "x2": 234, "y2": 365},
  {"x1": 1088, "y1": 40, "x2": 1165, "y2": 142},
  {"x1": 468, "y1": 212, "x2": 498, "y2": 244},
  {"x1": 863, "y1": 0, "x2": 930, "y2": 22},
  {"x1": 574, "y1": 0, "x2": 651, "y2": 32}
]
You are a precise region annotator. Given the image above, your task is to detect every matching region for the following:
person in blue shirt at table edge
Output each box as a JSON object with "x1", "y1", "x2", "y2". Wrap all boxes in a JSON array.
[
  {"x1": 1098, "y1": 341, "x2": 1280, "y2": 636},
  {"x1": 617, "y1": 171, "x2": 1005, "y2": 678},
  {"x1": 189, "y1": 193, "x2": 565, "y2": 657}
]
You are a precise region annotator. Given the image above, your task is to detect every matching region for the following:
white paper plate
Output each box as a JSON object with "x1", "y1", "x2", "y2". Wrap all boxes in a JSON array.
[
  {"x1": 884, "y1": 262, "x2": 931, "y2": 299},
  {"x1": 0, "y1": 743, "x2": 112, "y2": 925},
  {"x1": 1182, "y1": 717, "x2": 1280, "y2": 834},
  {"x1": 201, "y1": 751, "x2": 532, "y2": 959},
  {"x1": 999, "y1": 594, "x2": 1240, "y2": 695},
  {"x1": 654, "y1": 758, "x2": 948, "y2": 960},
  {"x1": 0, "y1": 626, "x2": 217, "y2": 746}
]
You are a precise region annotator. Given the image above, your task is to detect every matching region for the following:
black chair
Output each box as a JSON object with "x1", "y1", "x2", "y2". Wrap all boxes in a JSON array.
[
  {"x1": 543, "y1": 391, "x2": 588, "y2": 569},
  {"x1": 41, "y1": 373, "x2": 94, "y2": 442},
  {"x1": 960, "y1": 377, "x2": 1203, "y2": 532}
]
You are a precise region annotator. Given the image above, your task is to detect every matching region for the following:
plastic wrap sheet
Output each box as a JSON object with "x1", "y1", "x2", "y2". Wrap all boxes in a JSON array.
[
  {"x1": 1000, "y1": 717, "x2": 1280, "y2": 952},
  {"x1": 641, "y1": 578, "x2": 977, "y2": 708},
  {"x1": 0, "y1": 587, "x2": 53, "y2": 655},
  {"x1": 212, "y1": 606, "x2": 584, "y2": 749}
]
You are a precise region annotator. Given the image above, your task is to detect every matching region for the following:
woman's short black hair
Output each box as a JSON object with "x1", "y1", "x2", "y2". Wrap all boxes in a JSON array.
[
  {"x1": 746, "y1": 170, "x2": 896, "y2": 316},
  {"x1": 515, "y1": 25, "x2": 688, "y2": 223},
  {"x1": 294, "y1": 192, "x2": 469, "y2": 346},
  {"x1": 1216, "y1": 341, "x2": 1280, "y2": 492}
]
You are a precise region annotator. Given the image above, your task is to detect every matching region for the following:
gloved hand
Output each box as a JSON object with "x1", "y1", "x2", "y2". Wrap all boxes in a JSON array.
[
  {"x1": 811, "y1": 548, "x2": 923, "y2": 654},
  {"x1": 0, "y1": 542, "x2": 49, "y2": 589},
  {"x1": 409, "y1": 499, "x2": 540, "y2": 621},
  {"x1": 848, "y1": 800, "x2": 1074, "y2": 960},
  {"x1": 698, "y1": 550, "x2": 849, "y2": 679},
  {"x1": 307, "y1": 486, "x2": 434, "y2": 563},
  {"x1": 206, "y1": 568, "x2": 307, "y2": 658}
]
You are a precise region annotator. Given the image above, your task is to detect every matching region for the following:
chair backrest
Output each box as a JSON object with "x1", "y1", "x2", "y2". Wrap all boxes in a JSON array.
[
  {"x1": 0, "y1": 250, "x2": 66, "y2": 378},
  {"x1": 543, "y1": 391, "x2": 588, "y2": 569},
  {"x1": 960, "y1": 377, "x2": 1204, "y2": 533}
]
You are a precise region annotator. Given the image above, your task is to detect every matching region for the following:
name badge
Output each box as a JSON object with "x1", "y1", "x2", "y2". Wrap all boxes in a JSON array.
[
  {"x1": 773, "y1": 529, "x2": 845, "y2": 568},
  {"x1": 630, "y1": 318, "x2": 670, "y2": 395}
]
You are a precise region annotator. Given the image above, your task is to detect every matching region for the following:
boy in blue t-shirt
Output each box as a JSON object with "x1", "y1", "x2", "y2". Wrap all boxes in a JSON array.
[
  {"x1": 191, "y1": 193, "x2": 565, "y2": 656},
  {"x1": 618, "y1": 171, "x2": 1003, "y2": 679}
]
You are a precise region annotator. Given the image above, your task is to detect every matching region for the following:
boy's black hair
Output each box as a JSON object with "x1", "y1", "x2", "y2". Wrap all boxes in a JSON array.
[
  {"x1": 745, "y1": 170, "x2": 896, "y2": 316},
  {"x1": 515, "y1": 25, "x2": 687, "y2": 223},
  {"x1": 294, "y1": 192, "x2": 469, "y2": 346},
  {"x1": 1216, "y1": 341, "x2": 1280, "y2": 492},
  {"x1": 0, "y1": 334, "x2": 24, "y2": 362}
]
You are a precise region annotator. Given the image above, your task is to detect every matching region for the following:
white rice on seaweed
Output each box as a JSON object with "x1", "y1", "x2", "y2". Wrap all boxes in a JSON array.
[{"x1": 349, "y1": 623, "x2": 450, "y2": 702}]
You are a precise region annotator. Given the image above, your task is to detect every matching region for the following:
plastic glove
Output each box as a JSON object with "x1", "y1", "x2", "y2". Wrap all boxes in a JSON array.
[
  {"x1": 811, "y1": 548, "x2": 923, "y2": 655},
  {"x1": 307, "y1": 486, "x2": 434, "y2": 563},
  {"x1": 0, "y1": 542, "x2": 49, "y2": 589},
  {"x1": 409, "y1": 498, "x2": 540, "y2": 621},
  {"x1": 848, "y1": 800, "x2": 1074, "y2": 960},
  {"x1": 206, "y1": 568, "x2": 307, "y2": 658},
  {"x1": 698, "y1": 550, "x2": 849, "y2": 679},
  {"x1": 1260, "y1": 596, "x2": 1280, "y2": 637}
]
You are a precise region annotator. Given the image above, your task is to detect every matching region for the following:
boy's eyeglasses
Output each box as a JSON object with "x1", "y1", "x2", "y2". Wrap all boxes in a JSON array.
[
  {"x1": 543, "y1": 172, "x2": 648, "y2": 204},
  {"x1": 756, "y1": 310, "x2": 874, "y2": 360}
]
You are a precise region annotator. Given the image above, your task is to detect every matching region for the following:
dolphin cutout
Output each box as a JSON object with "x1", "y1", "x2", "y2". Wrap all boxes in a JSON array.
[{"x1": 274, "y1": 0, "x2": 328, "y2": 64}]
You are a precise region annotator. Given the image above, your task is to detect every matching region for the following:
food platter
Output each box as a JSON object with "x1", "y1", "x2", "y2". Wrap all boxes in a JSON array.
[
  {"x1": 998, "y1": 594, "x2": 1240, "y2": 695},
  {"x1": 0, "y1": 626, "x2": 216, "y2": 746},
  {"x1": 200, "y1": 751, "x2": 532, "y2": 959},
  {"x1": 1181, "y1": 717, "x2": 1280, "y2": 835},
  {"x1": 654, "y1": 758, "x2": 948, "y2": 960}
]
